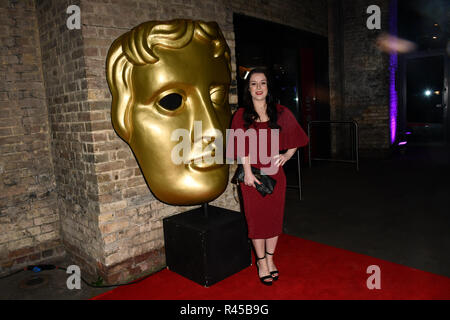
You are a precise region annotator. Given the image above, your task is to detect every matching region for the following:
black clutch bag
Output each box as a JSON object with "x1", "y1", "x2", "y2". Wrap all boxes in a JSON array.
[{"x1": 231, "y1": 165, "x2": 277, "y2": 197}]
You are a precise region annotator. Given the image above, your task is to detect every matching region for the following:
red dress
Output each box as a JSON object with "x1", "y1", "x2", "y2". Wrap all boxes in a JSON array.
[{"x1": 227, "y1": 104, "x2": 309, "y2": 239}]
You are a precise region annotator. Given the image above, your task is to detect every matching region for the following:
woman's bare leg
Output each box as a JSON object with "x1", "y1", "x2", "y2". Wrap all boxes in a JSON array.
[
  {"x1": 252, "y1": 239, "x2": 272, "y2": 283},
  {"x1": 265, "y1": 236, "x2": 279, "y2": 277}
]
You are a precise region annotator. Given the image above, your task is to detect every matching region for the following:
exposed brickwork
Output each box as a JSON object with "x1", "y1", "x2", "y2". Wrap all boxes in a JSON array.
[
  {"x1": 34, "y1": 0, "x2": 104, "y2": 275},
  {"x1": 1, "y1": 0, "x2": 396, "y2": 284},
  {"x1": 354, "y1": 105, "x2": 390, "y2": 157},
  {"x1": 96, "y1": 246, "x2": 165, "y2": 284},
  {"x1": 328, "y1": 0, "x2": 392, "y2": 157},
  {"x1": 0, "y1": 0, "x2": 64, "y2": 274},
  {"x1": 73, "y1": 0, "x2": 328, "y2": 283}
]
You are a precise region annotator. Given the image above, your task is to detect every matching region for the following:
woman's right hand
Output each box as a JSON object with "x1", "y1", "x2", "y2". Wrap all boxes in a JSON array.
[
  {"x1": 241, "y1": 157, "x2": 261, "y2": 188},
  {"x1": 244, "y1": 172, "x2": 261, "y2": 188}
]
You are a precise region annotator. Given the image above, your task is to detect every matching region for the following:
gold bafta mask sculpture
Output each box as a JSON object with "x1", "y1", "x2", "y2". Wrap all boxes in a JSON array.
[{"x1": 106, "y1": 20, "x2": 232, "y2": 205}]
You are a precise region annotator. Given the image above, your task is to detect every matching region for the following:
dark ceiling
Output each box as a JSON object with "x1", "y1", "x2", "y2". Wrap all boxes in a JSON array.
[{"x1": 398, "y1": 0, "x2": 449, "y2": 50}]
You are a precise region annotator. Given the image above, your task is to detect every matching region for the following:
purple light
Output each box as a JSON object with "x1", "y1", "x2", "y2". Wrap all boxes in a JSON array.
[
  {"x1": 405, "y1": 131, "x2": 411, "y2": 135},
  {"x1": 389, "y1": 0, "x2": 398, "y2": 145},
  {"x1": 398, "y1": 141, "x2": 407, "y2": 146}
]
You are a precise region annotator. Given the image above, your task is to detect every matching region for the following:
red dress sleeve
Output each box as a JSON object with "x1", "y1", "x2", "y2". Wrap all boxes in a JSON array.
[
  {"x1": 277, "y1": 105, "x2": 309, "y2": 150},
  {"x1": 226, "y1": 108, "x2": 249, "y2": 161}
]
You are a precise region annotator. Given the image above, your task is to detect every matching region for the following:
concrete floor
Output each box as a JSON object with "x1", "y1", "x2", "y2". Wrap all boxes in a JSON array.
[
  {"x1": 0, "y1": 255, "x2": 112, "y2": 300},
  {"x1": 0, "y1": 143, "x2": 448, "y2": 299},
  {"x1": 284, "y1": 143, "x2": 450, "y2": 279}
]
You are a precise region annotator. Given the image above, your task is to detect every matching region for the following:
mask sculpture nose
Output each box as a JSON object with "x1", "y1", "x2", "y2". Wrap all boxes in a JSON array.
[
  {"x1": 189, "y1": 94, "x2": 224, "y2": 168},
  {"x1": 191, "y1": 91, "x2": 223, "y2": 139}
]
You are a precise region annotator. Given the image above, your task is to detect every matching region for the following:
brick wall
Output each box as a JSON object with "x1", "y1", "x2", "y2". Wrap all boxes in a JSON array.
[
  {"x1": 1, "y1": 0, "x2": 330, "y2": 283},
  {"x1": 0, "y1": 0, "x2": 63, "y2": 274},
  {"x1": 328, "y1": 0, "x2": 392, "y2": 158},
  {"x1": 1, "y1": 0, "x2": 397, "y2": 284},
  {"x1": 73, "y1": 0, "x2": 329, "y2": 283},
  {"x1": 77, "y1": 0, "x2": 238, "y2": 284},
  {"x1": 35, "y1": 0, "x2": 108, "y2": 278}
]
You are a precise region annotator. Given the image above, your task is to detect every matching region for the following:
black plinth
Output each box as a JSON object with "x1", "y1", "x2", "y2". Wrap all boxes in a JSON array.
[{"x1": 163, "y1": 205, "x2": 251, "y2": 287}]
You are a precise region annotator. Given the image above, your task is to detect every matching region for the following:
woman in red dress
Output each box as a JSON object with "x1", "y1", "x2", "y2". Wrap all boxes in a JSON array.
[{"x1": 228, "y1": 68, "x2": 308, "y2": 285}]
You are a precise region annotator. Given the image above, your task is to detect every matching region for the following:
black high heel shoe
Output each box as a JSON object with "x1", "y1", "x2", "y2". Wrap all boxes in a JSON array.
[
  {"x1": 255, "y1": 255, "x2": 273, "y2": 286},
  {"x1": 265, "y1": 251, "x2": 279, "y2": 281}
]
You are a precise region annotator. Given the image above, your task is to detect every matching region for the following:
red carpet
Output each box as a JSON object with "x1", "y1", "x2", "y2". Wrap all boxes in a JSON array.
[{"x1": 92, "y1": 234, "x2": 450, "y2": 300}]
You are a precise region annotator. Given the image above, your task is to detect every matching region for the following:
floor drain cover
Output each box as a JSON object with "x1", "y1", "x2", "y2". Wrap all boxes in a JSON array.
[{"x1": 19, "y1": 275, "x2": 49, "y2": 289}]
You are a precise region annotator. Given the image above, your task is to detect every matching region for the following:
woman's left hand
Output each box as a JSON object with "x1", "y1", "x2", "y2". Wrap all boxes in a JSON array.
[{"x1": 273, "y1": 153, "x2": 290, "y2": 167}]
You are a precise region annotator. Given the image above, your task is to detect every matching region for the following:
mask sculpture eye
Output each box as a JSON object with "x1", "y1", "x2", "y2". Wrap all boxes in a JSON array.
[{"x1": 158, "y1": 92, "x2": 183, "y2": 111}]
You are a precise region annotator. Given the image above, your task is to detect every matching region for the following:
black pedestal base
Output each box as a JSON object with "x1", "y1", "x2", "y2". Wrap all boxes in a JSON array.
[{"x1": 163, "y1": 205, "x2": 251, "y2": 287}]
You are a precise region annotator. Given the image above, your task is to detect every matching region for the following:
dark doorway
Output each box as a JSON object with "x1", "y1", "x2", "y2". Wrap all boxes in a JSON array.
[
  {"x1": 398, "y1": 0, "x2": 449, "y2": 145},
  {"x1": 233, "y1": 13, "x2": 331, "y2": 164},
  {"x1": 404, "y1": 54, "x2": 447, "y2": 144}
]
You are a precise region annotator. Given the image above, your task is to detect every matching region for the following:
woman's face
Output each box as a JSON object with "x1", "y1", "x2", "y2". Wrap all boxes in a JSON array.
[{"x1": 248, "y1": 73, "x2": 268, "y2": 102}]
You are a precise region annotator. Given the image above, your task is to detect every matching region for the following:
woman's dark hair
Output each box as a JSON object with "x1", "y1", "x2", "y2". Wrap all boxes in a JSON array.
[{"x1": 242, "y1": 67, "x2": 281, "y2": 130}]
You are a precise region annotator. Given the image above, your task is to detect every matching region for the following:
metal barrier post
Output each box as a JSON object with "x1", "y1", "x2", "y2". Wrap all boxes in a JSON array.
[
  {"x1": 354, "y1": 121, "x2": 359, "y2": 171},
  {"x1": 286, "y1": 149, "x2": 303, "y2": 200},
  {"x1": 307, "y1": 123, "x2": 312, "y2": 168},
  {"x1": 297, "y1": 149, "x2": 302, "y2": 200}
]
